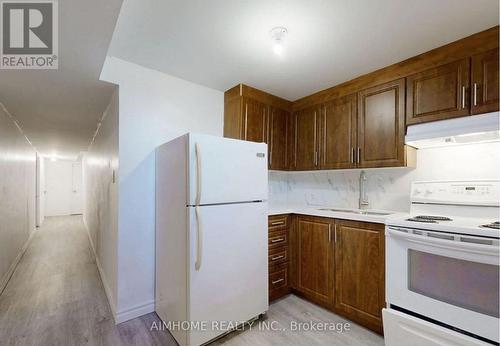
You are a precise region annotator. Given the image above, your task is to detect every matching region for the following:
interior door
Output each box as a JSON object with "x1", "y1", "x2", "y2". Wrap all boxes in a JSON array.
[
  {"x1": 70, "y1": 162, "x2": 83, "y2": 214},
  {"x1": 45, "y1": 160, "x2": 73, "y2": 216},
  {"x1": 268, "y1": 107, "x2": 289, "y2": 170},
  {"x1": 471, "y1": 49, "x2": 499, "y2": 115},
  {"x1": 320, "y1": 94, "x2": 357, "y2": 169},
  {"x1": 188, "y1": 202, "x2": 268, "y2": 346},
  {"x1": 357, "y1": 78, "x2": 405, "y2": 168},
  {"x1": 406, "y1": 58, "x2": 470, "y2": 124},
  {"x1": 293, "y1": 106, "x2": 320, "y2": 170},
  {"x1": 187, "y1": 133, "x2": 268, "y2": 205},
  {"x1": 296, "y1": 216, "x2": 334, "y2": 306}
]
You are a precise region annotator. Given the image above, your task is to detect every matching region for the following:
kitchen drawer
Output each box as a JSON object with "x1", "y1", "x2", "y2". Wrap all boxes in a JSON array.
[
  {"x1": 268, "y1": 215, "x2": 289, "y2": 231},
  {"x1": 269, "y1": 265, "x2": 288, "y2": 291},
  {"x1": 269, "y1": 247, "x2": 288, "y2": 267},
  {"x1": 268, "y1": 230, "x2": 288, "y2": 249}
]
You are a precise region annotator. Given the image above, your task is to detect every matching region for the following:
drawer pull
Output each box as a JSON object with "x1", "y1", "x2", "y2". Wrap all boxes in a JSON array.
[
  {"x1": 271, "y1": 238, "x2": 284, "y2": 243},
  {"x1": 271, "y1": 221, "x2": 285, "y2": 226},
  {"x1": 271, "y1": 255, "x2": 284, "y2": 261},
  {"x1": 272, "y1": 278, "x2": 284, "y2": 285}
]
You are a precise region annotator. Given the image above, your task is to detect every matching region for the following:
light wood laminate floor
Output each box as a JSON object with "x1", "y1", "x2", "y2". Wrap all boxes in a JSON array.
[{"x1": 0, "y1": 216, "x2": 384, "y2": 346}]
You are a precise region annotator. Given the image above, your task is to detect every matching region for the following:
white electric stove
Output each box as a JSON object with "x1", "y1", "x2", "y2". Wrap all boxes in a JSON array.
[{"x1": 384, "y1": 180, "x2": 500, "y2": 346}]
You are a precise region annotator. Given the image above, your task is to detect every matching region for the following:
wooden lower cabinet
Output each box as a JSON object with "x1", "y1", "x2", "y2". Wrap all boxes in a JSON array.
[
  {"x1": 294, "y1": 216, "x2": 335, "y2": 307},
  {"x1": 268, "y1": 215, "x2": 291, "y2": 301},
  {"x1": 334, "y1": 219, "x2": 385, "y2": 333},
  {"x1": 287, "y1": 215, "x2": 385, "y2": 334}
]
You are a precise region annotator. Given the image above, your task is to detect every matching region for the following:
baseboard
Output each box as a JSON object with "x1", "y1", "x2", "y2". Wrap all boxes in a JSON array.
[
  {"x1": 82, "y1": 218, "x2": 155, "y2": 325},
  {"x1": 82, "y1": 218, "x2": 117, "y2": 320},
  {"x1": 0, "y1": 229, "x2": 36, "y2": 295},
  {"x1": 115, "y1": 300, "x2": 156, "y2": 324}
]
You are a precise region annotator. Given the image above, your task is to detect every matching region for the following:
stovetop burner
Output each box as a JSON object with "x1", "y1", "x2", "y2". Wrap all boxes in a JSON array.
[
  {"x1": 480, "y1": 221, "x2": 500, "y2": 230},
  {"x1": 406, "y1": 215, "x2": 453, "y2": 223}
]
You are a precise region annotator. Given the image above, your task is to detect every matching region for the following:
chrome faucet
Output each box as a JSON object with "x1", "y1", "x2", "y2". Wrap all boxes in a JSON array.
[{"x1": 359, "y1": 170, "x2": 369, "y2": 209}]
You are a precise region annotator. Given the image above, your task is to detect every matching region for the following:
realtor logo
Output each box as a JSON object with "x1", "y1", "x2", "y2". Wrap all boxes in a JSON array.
[{"x1": 1, "y1": 0, "x2": 58, "y2": 69}]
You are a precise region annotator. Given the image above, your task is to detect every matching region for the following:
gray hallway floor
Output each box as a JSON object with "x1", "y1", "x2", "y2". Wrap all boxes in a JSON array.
[{"x1": 0, "y1": 215, "x2": 384, "y2": 346}]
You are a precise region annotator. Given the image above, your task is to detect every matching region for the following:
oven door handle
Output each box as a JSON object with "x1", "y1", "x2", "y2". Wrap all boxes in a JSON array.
[{"x1": 387, "y1": 227, "x2": 500, "y2": 257}]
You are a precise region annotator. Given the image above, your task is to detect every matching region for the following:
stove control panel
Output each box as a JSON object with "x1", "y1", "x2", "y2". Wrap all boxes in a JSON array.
[{"x1": 411, "y1": 180, "x2": 500, "y2": 206}]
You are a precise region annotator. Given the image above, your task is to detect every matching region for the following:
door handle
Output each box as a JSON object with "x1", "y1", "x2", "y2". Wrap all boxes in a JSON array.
[
  {"x1": 357, "y1": 147, "x2": 361, "y2": 164},
  {"x1": 195, "y1": 143, "x2": 202, "y2": 205},
  {"x1": 195, "y1": 206, "x2": 203, "y2": 270},
  {"x1": 351, "y1": 148, "x2": 355, "y2": 164},
  {"x1": 473, "y1": 83, "x2": 478, "y2": 106},
  {"x1": 271, "y1": 221, "x2": 285, "y2": 226},
  {"x1": 244, "y1": 103, "x2": 249, "y2": 140},
  {"x1": 271, "y1": 238, "x2": 284, "y2": 243},
  {"x1": 272, "y1": 278, "x2": 284, "y2": 285},
  {"x1": 461, "y1": 86, "x2": 466, "y2": 109},
  {"x1": 271, "y1": 255, "x2": 284, "y2": 261}
]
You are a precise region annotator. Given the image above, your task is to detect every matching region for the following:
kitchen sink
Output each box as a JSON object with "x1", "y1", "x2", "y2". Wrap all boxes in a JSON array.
[{"x1": 317, "y1": 208, "x2": 392, "y2": 216}]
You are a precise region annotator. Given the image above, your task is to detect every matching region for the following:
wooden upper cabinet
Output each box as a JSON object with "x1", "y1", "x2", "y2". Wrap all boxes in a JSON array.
[
  {"x1": 293, "y1": 106, "x2": 320, "y2": 170},
  {"x1": 334, "y1": 220, "x2": 385, "y2": 333},
  {"x1": 471, "y1": 49, "x2": 499, "y2": 115},
  {"x1": 406, "y1": 59, "x2": 470, "y2": 125},
  {"x1": 242, "y1": 97, "x2": 267, "y2": 143},
  {"x1": 296, "y1": 216, "x2": 334, "y2": 306},
  {"x1": 268, "y1": 107, "x2": 289, "y2": 170},
  {"x1": 320, "y1": 94, "x2": 357, "y2": 169},
  {"x1": 357, "y1": 79, "x2": 405, "y2": 168}
]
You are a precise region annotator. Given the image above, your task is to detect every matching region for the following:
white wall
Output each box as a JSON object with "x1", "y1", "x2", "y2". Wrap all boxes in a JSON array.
[
  {"x1": 83, "y1": 88, "x2": 119, "y2": 316},
  {"x1": 269, "y1": 142, "x2": 500, "y2": 212},
  {"x1": 100, "y1": 57, "x2": 223, "y2": 322},
  {"x1": 0, "y1": 103, "x2": 36, "y2": 292}
]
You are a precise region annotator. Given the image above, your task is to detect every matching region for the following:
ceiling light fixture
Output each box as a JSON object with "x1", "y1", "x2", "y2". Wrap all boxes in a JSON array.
[{"x1": 270, "y1": 26, "x2": 287, "y2": 56}]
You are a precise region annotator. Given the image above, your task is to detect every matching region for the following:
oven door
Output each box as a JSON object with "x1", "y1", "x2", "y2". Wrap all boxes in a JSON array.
[{"x1": 386, "y1": 226, "x2": 500, "y2": 343}]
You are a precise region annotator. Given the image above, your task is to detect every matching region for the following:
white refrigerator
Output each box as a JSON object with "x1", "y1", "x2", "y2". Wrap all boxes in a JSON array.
[{"x1": 155, "y1": 133, "x2": 269, "y2": 346}]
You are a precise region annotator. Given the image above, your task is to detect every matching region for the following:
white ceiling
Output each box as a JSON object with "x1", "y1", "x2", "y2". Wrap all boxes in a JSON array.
[
  {"x1": 0, "y1": 0, "x2": 122, "y2": 159},
  {"x1": 109, "y1": 0, "x2": 499, "y2": 101}
]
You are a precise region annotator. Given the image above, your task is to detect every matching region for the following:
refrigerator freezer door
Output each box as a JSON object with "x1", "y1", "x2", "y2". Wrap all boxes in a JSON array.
[
  {"x1": 187, "y1": 133, "x2": 268, "y2": 205},
  {"x1": 188, "y1": 202, "x2": 268, "y2": 346}
]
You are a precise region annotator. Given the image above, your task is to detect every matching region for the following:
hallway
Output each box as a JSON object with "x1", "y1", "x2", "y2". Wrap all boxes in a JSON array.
[{"x1": 0, "y1": 216, "x2": 174, "y2": 346}]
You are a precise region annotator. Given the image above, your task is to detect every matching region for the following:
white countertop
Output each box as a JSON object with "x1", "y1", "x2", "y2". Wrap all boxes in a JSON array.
[{"x1": 269, "y1": 206, "x2": 406, "y2": 224}]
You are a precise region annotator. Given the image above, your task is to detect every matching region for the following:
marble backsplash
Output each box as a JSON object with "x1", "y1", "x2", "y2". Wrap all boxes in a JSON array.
[{"x1": 269, "y1": 142, "x2": 500, "y2": 212}]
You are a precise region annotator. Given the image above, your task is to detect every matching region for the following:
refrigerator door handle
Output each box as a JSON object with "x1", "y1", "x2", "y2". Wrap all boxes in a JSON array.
[
  {"x1": 195, "y1": 142, "x2": 202, "y2": 205},
  {"x1": 195, "y1": 206, "x2": 203, "y2": 270}
]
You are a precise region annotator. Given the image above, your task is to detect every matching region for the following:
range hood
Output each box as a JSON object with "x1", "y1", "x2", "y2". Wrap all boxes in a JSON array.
[{"x1": 406, "y1": 112, "x2": 500, "y2": 148}]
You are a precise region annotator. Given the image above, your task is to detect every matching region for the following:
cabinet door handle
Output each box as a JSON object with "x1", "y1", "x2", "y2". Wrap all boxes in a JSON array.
[
  {"x1": 334, "y1": 224, "x2": 338, "y2": 243},
  {"x1": 461, "y1": 86, "x2": 466, "y2": 109},
  {"x1": 314, "y1": 111, "x2": 318, "y2": 167},
  {"x1": 271, "y1": 238, "x2": 284, "y2": 243},
  {"x1": 328, "y1": 224, "x2": 331, "y2": 243},
  {"x1": 271, "y1": 255, "x2": 284, "y2": 261},
  {"x1": 244, "y1": 103, "x2": 248, "y2": 139},
  {"x1": 357, "y1": 147, "x2": 361, "y2": 164},
  {"x1": 272, "y1": 278, "x2": 284, "y2": 285},
  {"x1": 271, "y1": 221, "x2": 285, "y2": 226},
  {"x1": 473, "y1": 83, "x2": 478, "y2": 106},
  {"x1": 351, "y1": 148, "x2": 355, "y2": 164}
]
